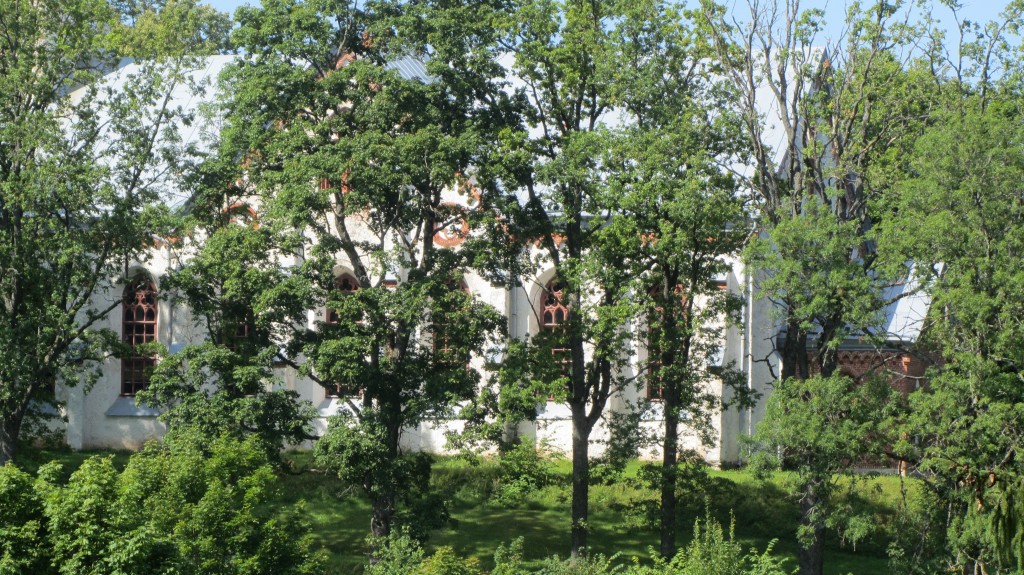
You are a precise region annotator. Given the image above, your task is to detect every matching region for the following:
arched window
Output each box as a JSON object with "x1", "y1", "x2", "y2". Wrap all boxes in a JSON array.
[
  {"x1": 542, "y1": 281, "x2": 569, "y2": 328},
  {"x1": 325, "y1": 273, "x2": 360, "y2": 397},
  {"x1": 122, "y1": 278, "x2": 158, "y2": 396},
  {"x1": 541, "y1": 280, "x2": 570, "y2": 368},
  {"x1": 326, "y1": 274, "x2": 360, "y2": 324},
  {"x1": 224, "y1": 201, "x2": 259, "y2": 228}
]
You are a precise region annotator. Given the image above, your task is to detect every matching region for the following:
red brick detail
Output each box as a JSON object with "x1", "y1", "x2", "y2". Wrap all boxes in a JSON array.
[{"x1": 809, "y1": 350, "x2": 928, "y2": 396}]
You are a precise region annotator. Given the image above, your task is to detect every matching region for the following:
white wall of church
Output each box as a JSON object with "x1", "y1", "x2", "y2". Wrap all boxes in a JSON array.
[{"x1": 58, "y1": 214, "x2": 768, "y2": 466}]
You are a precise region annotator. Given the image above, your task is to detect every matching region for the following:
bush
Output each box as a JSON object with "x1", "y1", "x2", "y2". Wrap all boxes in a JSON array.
[
  {"x1": 367, "y1": 531, "x2": 482, "y2": 575},
  {"x1": 626, "y1": 508, "x2": 790, "y2": 575},
  {"x1": 0, "y1": 464, "x2": 50, "y2": 575},
  {"x1": 0, "y1": 435, "x2": 325, "y2": 575},
  {"x1": 495, "y1": 441, "x2": 559, "y2": 505}
]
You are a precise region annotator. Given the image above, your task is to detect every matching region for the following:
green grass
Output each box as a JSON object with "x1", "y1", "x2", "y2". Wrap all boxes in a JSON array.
[
  {"x1": 18, "y1": 449, "x2": 913, "y2": 575},
  {"x1": 281, "y1": 454, "x2": 911, "y2": 575}
]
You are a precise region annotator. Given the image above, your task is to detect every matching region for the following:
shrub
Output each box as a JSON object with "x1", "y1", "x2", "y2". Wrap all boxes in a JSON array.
[
  {"x1": 0, "y1": 464, "x2": 50, "y2": 575},
  {"x1": 625, "y1": 508, "x2": 790, "y2": 575},
  {"x1": 495, "y1": 441, "x2": 559, "y2": 505},
  {"x1": 1, "y1": 435, "x2": 325, "y2": 575}
]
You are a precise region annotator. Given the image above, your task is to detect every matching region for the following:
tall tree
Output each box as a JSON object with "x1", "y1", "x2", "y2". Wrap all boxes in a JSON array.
[
  {"x1": 604, "y1": 1, "x2": 749, "y2": 558},
  {"x1": 702, "y1": 1, "x2": 934, "y2": 573},
  {"x1": 485, "y1": 0, "x2": 634, "y2": 556},
  {"x1": 0, "y1": 0, "x2": 216, "y2": 465},
  {"x1": 891, "y1": 5, "x2": 1024, "y2": 567},
  {"x1": 108, "y1": 0, "x2": 232, "y2": 58},
  {"x1": 220, "y1": 0, "x2": 506, "y2": 541},
  {"x1": 139, "y1": 186, "x2": 319, "y2": 460}
]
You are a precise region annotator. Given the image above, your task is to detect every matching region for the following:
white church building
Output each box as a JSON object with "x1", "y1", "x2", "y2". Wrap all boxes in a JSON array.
[{"x1": 55, "y1": 55, "x2": 930, "y2": 465}]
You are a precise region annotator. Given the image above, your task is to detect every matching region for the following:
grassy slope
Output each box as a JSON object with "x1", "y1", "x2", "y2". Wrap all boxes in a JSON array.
[
  {"x1": 278, "y1": 455, "x2": 910, "y2": 575},
  {"x1": 20, "y1": 449, "x2": 910, "y2": 575}
]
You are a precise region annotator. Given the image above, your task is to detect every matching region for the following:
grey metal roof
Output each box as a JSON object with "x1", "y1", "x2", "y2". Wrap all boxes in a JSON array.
[
  {"x1": 67, "y1": 55, "x2": 235, "y2": 211},
  {"x1": 385, "y1": 56, "x2": 434, "y2": 83}
]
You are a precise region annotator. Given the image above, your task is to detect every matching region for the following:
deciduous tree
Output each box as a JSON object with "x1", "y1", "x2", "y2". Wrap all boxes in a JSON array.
[
  {"x1": 220, "y1": 0, "x2": 507, "y2": 541},
  {"x1": 0, "y1": 0, "x2": 224, "y2": 465},
  {"x1": 702, "y1": 1, "x2": 934, "y2": 572},
  {"x1": 605, "y1": 1, "x2": 750, "y2": 557}
]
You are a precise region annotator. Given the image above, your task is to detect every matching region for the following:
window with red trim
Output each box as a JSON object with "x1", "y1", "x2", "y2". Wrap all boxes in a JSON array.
[
  {"x1": 541, "y1": 280, "x2": 571, "y2": 381},
  {"x1": 325, "y1": 274, "x2": 361, "y2": 396},
  {"x1": 121, "y1": 279, "x2": 158, "y2": 396},
  {"x1": 326, "y1": 274, "x2": 360, "y2": 324},
  {"x1": 435, "y1": 279, "x2": 471, "y2": 363}
]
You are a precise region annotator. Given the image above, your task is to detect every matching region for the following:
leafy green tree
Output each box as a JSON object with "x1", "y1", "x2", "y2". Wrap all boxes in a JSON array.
[
  {"x1": 140, "y1": 205, "x2": 319, "y2": 460},
  {"x1": 220, "y1": 0, "x2": 506, "y2": 541},
  {"x1": 702, "y1": 2, "x2": 936, "y2": 572},
  {"x1": 861, "y1": 3, "x2": 1024, "y2": 571},
  {"x1": 108, "y1": 0, "x2": 232, "y2": 58},
  {"x1": 0, "y1": 0, "x2": 215, "y2": 465},
  {"x1": 894, "y1": 82, "x2": 1024, "y2": 573},
  {"x1": 484, "y1": 0, "x2": 652, "y2": 556},
  {"x1": 746, "y1": 374, "x2": 901, "y2": 569},
  {"x1": 604, "y1": 3, "x2": 751, "y2": 557}
]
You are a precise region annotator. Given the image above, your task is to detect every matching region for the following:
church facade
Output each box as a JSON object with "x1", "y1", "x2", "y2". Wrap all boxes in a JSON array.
[{"x1": 54, "y1": 56, "x2": 928, "y2": 466}]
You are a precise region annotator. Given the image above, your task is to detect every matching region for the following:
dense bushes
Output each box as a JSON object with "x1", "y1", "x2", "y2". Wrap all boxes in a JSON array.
[{"x1": 0, "y1": 435, "x2": 324, "y2": 575}]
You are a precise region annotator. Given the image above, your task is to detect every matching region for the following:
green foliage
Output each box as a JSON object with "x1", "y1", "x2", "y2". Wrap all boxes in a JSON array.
[
  {"x1": 108, "y1": 0, "x2": 232, "y2": 58},
  {"x1": 365, "y1": 530, "x2": 427, "y2": 575},
  {"x1": 0, "y1": 435, "x2": 325, "y2": 575},
  {"x1": 894, "y1": 94, "x2": 1024, "y2": 573},
  {"x1": 675, "y1": 511, "x2": 745, "y2": 575},
  {"x1": 746, "y1": 375, "x2": 902, "y2": 553},
  {"x1": 494, "y1": 441, "x2": 559, "y2": 505},
  {"x1": 626, "y1": 507, "x2": 790, "y2": 575},
  {"x1": 885, "y1": 485, "x2": 948, "y2": 575},
  {"x1": 316, "y1": 415, "x2": 451, "y2": 542},
  {"x1": 140, "y1": 202, "x2": 318, "y2": 459},
  {"x1": 219, "y1": 0, "x2": 510, "y2": 540},
  {"x1": 0, "y1": 465, "x2": 50, "y2": 575},
  {"x1": 366, "y1": 530, "x2": 485, "y2": 575},
  {"x1": 0, "y1": 0, "x2": 212, "y2": 464}
]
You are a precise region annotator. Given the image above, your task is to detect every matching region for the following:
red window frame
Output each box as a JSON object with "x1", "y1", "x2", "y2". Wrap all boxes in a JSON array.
[
  {"x1": 541, "y1": 281, "x2": 571, "y2": 397},
  {"x1": 325, "y1": 273, "x2": 361, "y2": 397},
  {"x1": 121, "y1": 279, "x2": 158, "y2": 396}
]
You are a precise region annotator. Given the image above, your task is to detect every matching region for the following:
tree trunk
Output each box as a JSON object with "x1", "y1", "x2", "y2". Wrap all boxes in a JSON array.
[
  {"x1": 570, "y1": 405, "x2": 590, "y2": 557},
  {"x1": 660, "y1": 405, "x2": 678, "y2": 558},
  {"x1": 369, "y1": 412, "x2": 400, "y2": 556},
  {"x1": 366, "y1": 494, "x2": 395, "y2": 566},
  {"x1": 0, "y1": 410, "x2": 21, "y2": 466},
  {"x1": 781, "y1": 315, "x2": 809, "y2": 381},
  {"x1": 370, "y1": 496, "x2": 394, "y2": 539},
  {"x1": 798, "y1": 480, "x2": 825, "y2": 575}
]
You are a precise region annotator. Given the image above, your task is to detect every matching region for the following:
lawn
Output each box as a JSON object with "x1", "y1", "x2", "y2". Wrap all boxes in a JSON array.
[
  {"x1": 21, "y1": 448, "x2": 912, "y2": 575},
  {"x1": 276, "y1": 454, "x2": 910, "y2": 575}
]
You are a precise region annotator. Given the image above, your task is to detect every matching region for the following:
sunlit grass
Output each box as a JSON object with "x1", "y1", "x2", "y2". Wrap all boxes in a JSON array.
[{"x1": 24, "y1": 448, "x2": 912, "y2": 575}]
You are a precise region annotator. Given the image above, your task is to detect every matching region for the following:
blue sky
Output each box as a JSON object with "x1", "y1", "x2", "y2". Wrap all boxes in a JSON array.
[{"x1": 201, "y1": 0, "x2": 1010, "y2": 48}]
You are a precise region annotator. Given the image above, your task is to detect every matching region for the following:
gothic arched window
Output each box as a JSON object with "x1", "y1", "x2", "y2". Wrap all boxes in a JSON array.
[
  {"x1": 121, "y1": 278, "x2": 158, "y2": 395},
  {"x1": 541, "y1": 280, "x2": 570, "y2": 372},
  {"x1": 326, "y1": 274, "x2": 360, "y2": 325}
]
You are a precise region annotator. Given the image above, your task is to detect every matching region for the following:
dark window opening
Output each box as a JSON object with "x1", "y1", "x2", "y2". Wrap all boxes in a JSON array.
[{"x1": 121, "y1": 279, "x2": 158, "y2": 396}]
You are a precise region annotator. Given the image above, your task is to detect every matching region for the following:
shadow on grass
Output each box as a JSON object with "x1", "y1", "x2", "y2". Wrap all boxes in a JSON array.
[{"x1": 21, "y1": 449, "x2": 899, "y2": 575}]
